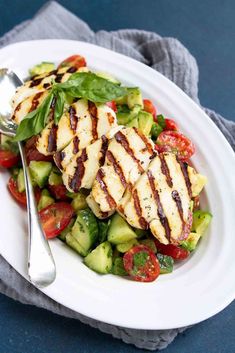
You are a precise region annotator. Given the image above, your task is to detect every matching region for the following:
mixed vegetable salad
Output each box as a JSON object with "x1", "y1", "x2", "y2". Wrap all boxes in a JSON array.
[{"x1": 0, "y1": 54, "x2": 212, "y2": 282}]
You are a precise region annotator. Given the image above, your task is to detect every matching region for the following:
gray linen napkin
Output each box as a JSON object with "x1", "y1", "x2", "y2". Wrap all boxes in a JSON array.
[{"x1": 0, "y1": 1, "x2": 234, "y2": 351}]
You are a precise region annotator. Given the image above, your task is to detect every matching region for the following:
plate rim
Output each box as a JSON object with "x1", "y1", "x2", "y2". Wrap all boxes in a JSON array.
[{"x1": 0, "y1": 39, "x2": 235, "y2": 330}]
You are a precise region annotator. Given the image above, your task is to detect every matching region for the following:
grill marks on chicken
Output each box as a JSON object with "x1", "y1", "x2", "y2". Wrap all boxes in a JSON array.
[{"x1": 118, "y1": 152, "x2": 193, "y2": 244}]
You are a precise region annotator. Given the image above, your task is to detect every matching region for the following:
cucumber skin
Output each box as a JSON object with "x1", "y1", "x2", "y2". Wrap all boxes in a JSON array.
[
  {"x1": 17, "y1": 169, "x2": 25, "y2": 193},
  {"x1": 29, "y1": 161, "x2": 52, "y2": 188},
  {"x1": 72, "y1": 209, "x2": 99, "y2": 254},
  {"x1": 84, "y1": 241, "x2": 113, "y2": 274},
  {"x1": 66, "y1": 233, "x2": 88, "y2": 257}
]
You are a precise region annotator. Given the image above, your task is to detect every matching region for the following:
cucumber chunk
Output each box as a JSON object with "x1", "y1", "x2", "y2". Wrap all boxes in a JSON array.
[
  {"x1": 29, "y1": 161, "x2": 52, "y2": 188},
  {"x1": 59, "y1": 219, "x2": 75, "y2": 242},
  {"x1": 127, "y1": 87, "x2": 143, "y2": 109},
  {"x1": 112, "y1": 257, "x2": 128, "y2": 276},
  {"x1": 139, "y1": 238, "x2": 157, "y2": 253},
  {"x1": 17, "y1": 169, "x2": 25, "y2": 193},
  {"x1": 84, "y1": 241, "x2": 113, "y2": 274},
  {"x1": 37, "y1": 192, "x2": 55, "y2": 211},
  {"x1": 192, "y1": 210, "x2": 212, "y2": 235},
  {"x1": 116, "y1": 239, "x2": 138, "y2": 253},
  {"x1": 95, "y1": 71, "x2": 120, "y2": 84},
  {"x1": 71, "y1": 192, "x2": 88, "y2": 211},
  {"x1": 157, "y1": 253, "x2": 174, "y2": 274},
  {"x1": 98, "y1": 220, "x2": 110, "y2": 243},
  {"x1": 108, "y1": 213, "x2": 137, "y2": 245},
  {"x1": 71, "y1": 209, "x2": 99, "y2": 256},
  {"x1": 66, "y1": 233, "x2": 88, "y2": 257},
  {"x1": 29, "y1": 62, "x2": 55, "y2": 77},
  {"x1": 138, "y1": 111, "x2": 153, "y2": 136},
  {"x1": 48, "y1": 167, "x2": 63, "y2": 186}
]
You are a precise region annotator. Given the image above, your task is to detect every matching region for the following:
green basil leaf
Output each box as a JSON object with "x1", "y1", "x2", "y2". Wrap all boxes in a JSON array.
[
  {"x1": 54, "y1": 90, "x2": 65, "y2": 124},
  {"x1": 58, "y1": 72, "x2": 127, "y2": 103},
  {"x1": 14, "y1": 92, "x2": 54, "y2": 142},
  {"x1": 157, "y1": 114, "x2": 166, "y2": 129}
]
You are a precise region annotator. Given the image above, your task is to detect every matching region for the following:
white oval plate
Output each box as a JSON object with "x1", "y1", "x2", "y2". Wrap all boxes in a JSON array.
[{"x1": 0, "y1": 40, "x2": 235, "y2": 330}]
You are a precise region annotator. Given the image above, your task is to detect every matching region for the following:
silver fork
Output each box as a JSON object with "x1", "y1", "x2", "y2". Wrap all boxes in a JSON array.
[{"x1": 0, "y1": 68, "x2": 56, "y2": 287}]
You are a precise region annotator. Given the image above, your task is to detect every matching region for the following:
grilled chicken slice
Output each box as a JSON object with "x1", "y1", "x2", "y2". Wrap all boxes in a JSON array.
[
  {"x1": 11, "y1": 66, "x2": 88, "y2": 112},
  {"x1": 118, "y1": 153, "x2": 196, "y2": 244},
  {"x1": 62, "y1": 137, "x2": 109, "y2": 192},
  {"x1": 37, "y1": 99, "x2": 117, "y2": 156},
  {"x1": 91, "y1": 127, "x2": 155, "y2": 213}
]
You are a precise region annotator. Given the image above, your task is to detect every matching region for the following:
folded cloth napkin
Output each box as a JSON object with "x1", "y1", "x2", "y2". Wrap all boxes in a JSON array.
[{"x1": 0, "y1": 1, "x2": 234, "y2": 351}]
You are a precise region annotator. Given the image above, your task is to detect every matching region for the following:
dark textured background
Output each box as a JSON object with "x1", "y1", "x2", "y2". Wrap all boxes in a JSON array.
[{"x1": 0, "y1": 1, "x2": 234, "y2": 353}]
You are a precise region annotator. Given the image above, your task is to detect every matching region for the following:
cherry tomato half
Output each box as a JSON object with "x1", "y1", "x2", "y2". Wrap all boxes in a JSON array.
[
  {"x1": 155, "y1": 240, "x2": 189, "y2": 260},
  {"x1": 25, "y1": 136, "x2": 53, "y2": 164},
  {"x1": 123, "y1": 245, "x2": 160, "y2": 282},
  {"x1": 0, "y1": 150, "x2": 20, "y2": 168},
  {"x1": 8, "y1": 176, "x2": 41, "y2": 207},
  {"x1": 58, "y1": 55, "x2": 86, "y2": 69},
  {"x1": 143, "y1": 99, "x2": 157, "y2": 121},
  {"x1": 157, "y1": 131, "x2": 195, "y2": 162},
  {"x1": 39, "y1": 202, "x2": 74, "y2": 239},
  {"x1": 48, "y1": 184, "x2": 69, "y2": 201},
  {"x1": 106, "y1": 101, "x2": 117, "y2": 112},
  {"x1": 164, "y1": 118, "x2": 179, "y2": 131}
]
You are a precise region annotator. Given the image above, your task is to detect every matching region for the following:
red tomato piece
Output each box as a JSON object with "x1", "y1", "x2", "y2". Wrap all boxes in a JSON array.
[
  {"x1": 157, "y1": 131, "x2": 195, "y2": 161},
  {"x1": 58, "y1": 55, "x2": 86, "y2": 69},
  {"x1": 123, "y1": 245, "x2": 160, "y2": 282},
  {"x1": 39, "y1": 202, "x2": 74, "y2": 239},
  {"x1": 143, "y1": 99, "x2": 157, "y2": 121},
  {"x1": 7, "y1": 176, "x2": 41, "y2": 207},
  {"x1": 155, "y1": 240, "x2": 189, "y2": 260},
  {"x1": 48, "y1": 184, "x2": 69, "y2": 201},
  {"x1": 106, "y1": 101, "x2": 117, "y2": 112},
  {"x1": 0, "y1": 150, "x2": 20, "y2": 168},
  {"x1": 164, "y1": 118, "x2": 179, "y2": 131},
  {"x1": 25, "y1": 136, "x2": 52, "y2": 164}
]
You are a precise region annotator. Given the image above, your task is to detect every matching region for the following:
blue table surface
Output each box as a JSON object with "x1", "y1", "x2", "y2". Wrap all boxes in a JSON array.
[{"x1": 0, "y1": 1, "x2": 234, "y2": 353}]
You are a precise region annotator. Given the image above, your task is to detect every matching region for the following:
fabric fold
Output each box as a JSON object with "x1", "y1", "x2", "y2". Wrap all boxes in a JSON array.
[{"x1": 0, "y1": 1, "x2": 234, "y2": 351}]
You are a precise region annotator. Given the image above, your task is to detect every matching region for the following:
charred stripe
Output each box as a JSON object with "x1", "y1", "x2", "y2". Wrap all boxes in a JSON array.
[
  {"x1": 106, "y1": 150, "x2": 127, "y2": 187},
  {"x1": 133, "y1": 189, "x2": 148, "y2": 229},
  {"x1": 96, "y1": 169, "x2": 116, "y2": 209},
  {"x1": 88, "y1": 101, "x2": 98, "y2": 141},
  {"x1": 147, "y1": 170, "x2": 171, "y2": 241},
  {"x1": 115, "y1": 131, "x2": 144, "y2": 173},
  {"x1": 159, "y1": 154, "x2": 173, "y2": 187},
  {"x1": 68, "y1": 149, "x2": 88, "y2": 192}
]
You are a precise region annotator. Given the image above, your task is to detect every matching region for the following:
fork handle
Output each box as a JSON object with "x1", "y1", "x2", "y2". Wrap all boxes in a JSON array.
[{"x1": 18, "y1": 142, "x2": 56, "y2": 287}]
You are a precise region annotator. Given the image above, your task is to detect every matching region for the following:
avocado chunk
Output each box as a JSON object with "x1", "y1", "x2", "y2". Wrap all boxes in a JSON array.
[
  {"x1": 95, "y1": 71, "x2": 120, "y2": 84},
  {"x1": 108, "y1": 213, "x2": 137, "y2": 245},
  {"x1": 71, "y1": 192, "x2": 88, "y2": 212},
  {"x1": 48, "y1": 167, "x2": 63, "y2": 186},
  {"x1": 138, "y1": 111, "x2": 153, "y2": 136},
  {"x1": 126, "y1": 87, "x2": 143, "y2": 109},
  {"x1": 29, "y1": 62, "x2": 55, "y2": 77},
  {"x1": 192, "y1": 210, "x2": 212, "y2": 235},
  {"x1": 181, "y1": 211, "x2": 212, "y2": 251},
  {"x1": 84, "y1": 241, "x2": 113, "y2": 274},
  {"x1": 116, "y1": 239, "x2": 138, "y2": 253},
  {"x1": 29, "y1": 161, "x2": 52, "y2": 188}
]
